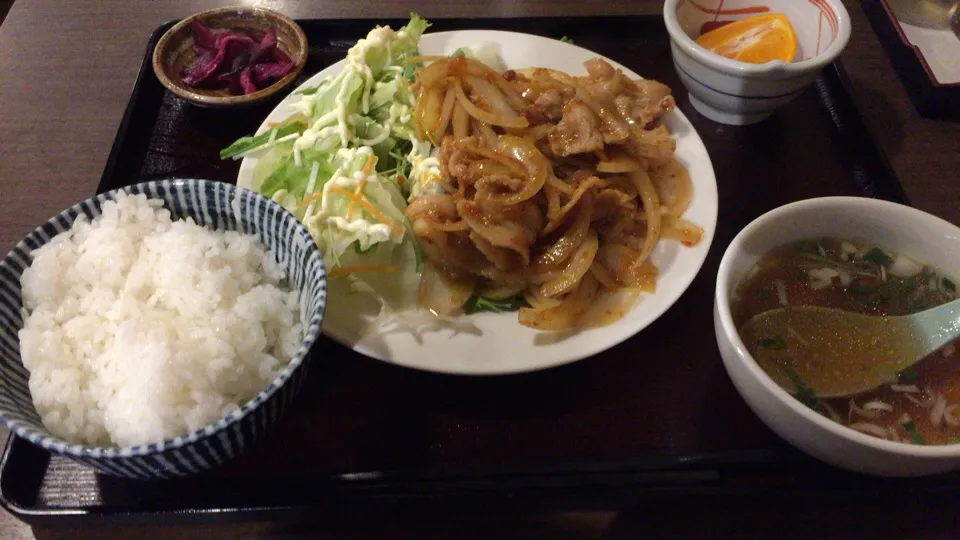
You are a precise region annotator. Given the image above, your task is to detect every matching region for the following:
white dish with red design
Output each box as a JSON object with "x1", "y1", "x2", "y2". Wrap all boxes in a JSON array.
[{"x1": 663, "y1": 0, "x2": 852, "y2": 125}]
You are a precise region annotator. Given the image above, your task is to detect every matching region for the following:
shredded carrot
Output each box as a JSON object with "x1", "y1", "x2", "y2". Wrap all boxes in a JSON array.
[
  {"x1": 296, "y1": 192, "x2": 323, "y2": 208},
  {"x1": 346, "y1": 155, "x2": 377, "y2": 218},
  {"x1": 396, "y1": 174, "x2": 406, "y2": 187},
  {"x1": 329, "y1": 186, "x2": 403, "y2": 235},
  {"x1": 361, "y1": 154, "x2": 376, "y2": 174},
  {"x1": 328, "y1": 265, "x2": 398, "y2": 277},
  {"x1": 346, "y1": 178, "x2": 366, "y2": 220}
]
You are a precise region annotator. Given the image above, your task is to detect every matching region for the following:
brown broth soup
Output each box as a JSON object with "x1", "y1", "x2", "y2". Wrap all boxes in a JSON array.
[{"x1": 732, "y1": 238, "x2": 959, "y2": 445}]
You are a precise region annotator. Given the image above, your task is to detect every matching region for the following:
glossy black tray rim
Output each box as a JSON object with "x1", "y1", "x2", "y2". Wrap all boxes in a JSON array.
[{"x1": 0, "y1": 15, "x2": 942, "y2": 527}]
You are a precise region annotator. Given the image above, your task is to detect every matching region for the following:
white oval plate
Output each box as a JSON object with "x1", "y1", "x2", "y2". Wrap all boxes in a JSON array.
[{"x1": 238, "y1": 30, "x2": 718, "y2": 375}]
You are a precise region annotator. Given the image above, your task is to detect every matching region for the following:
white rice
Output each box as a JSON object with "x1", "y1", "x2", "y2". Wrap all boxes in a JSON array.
[{"x1": 18, "y1": 192, "x2": 302, "y2": 448}]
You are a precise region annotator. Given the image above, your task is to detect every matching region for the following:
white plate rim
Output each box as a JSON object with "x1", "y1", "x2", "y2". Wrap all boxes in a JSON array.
[{"x1": 237, "y1": 29, "x2": 719, "y2": 376}]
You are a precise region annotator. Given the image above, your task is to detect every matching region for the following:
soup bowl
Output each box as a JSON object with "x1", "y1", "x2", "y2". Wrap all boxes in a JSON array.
[
  {"x1": 663, "y1": 0, "x2": 851, "y2": 125},
  {"x1": 714, "y1": 197, "x2": 960, "y2": 476}
]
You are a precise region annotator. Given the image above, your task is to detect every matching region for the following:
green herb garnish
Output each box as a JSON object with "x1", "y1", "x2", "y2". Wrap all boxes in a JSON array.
[
  {"x1": 862, "y1": 248, "x2": 892, "y2": 265},
  {"x1": 560, "y1": 35, "x2": 574, "y2": 43},
  {"x1": 402, "y1": 61, "x2": 418, "y2": 83},
  {"x1": 903, "y1": 421, "x2": 925, "y2": 445},
  {"x1": 353, "y1": 242, "x2": 378, "y2": 255},
  {"x1": 451, "y1": 47, "x2": 468, "y2": 57},
  {"x1": 846, "y1": 284, "x2": 875, "y2": 295},
  {"x1": 756, "y1": 286, "x2": 772, "y2": 299},
  {"x1": 944, "y1": 278, "x2": 957, "y2": 292},
  {"x1": 757, "y1": 336, "x2": 787, "y2": 349},
  {"x1": 898, "y1": 366, "x2": 919, "y2": 385},
  {"x1": 220, "y1": 122, "x2": 307, "y2": 160},
  {"x1": 796, "y1": 270, "x2": 807, "y2": 281},
  {"x1": 798, "y1": 241, "x2": 820, "y2": 255},
  {"x1": 779, "y1": 364, "x2": 820, "y2": 411},
  {"x1": 463, "y1": 294, "x2": 529, "y2": 314}
]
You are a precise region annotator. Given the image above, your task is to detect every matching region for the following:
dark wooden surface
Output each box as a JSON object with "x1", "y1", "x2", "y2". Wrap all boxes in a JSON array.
[{"x1": 1, "y1": 0, "x2": 959, "y2": 538}]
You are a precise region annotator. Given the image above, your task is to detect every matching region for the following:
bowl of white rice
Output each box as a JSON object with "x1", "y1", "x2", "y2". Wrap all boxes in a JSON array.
[{"x1": 0, "y1": 179, "x2": 326, "y2": 479}]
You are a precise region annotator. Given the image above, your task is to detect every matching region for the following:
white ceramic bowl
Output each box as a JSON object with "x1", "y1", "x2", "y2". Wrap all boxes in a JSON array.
[
  {"x1": 663, "y1": 0, "x2": 852, "y2": 125},
  {"x1": 714, "y1": 197, "x2": 960, "y2": 477}
]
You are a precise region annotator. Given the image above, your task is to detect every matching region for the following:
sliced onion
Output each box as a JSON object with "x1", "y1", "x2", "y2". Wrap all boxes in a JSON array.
[
  {"x1": 416, "y1": 83, "x2": 445, "y2": 142},
  {"x1": 808, "y1": 268, "x2": 840, "y2": 280},
  {"x1": 889, "y1": 384, "x2": 921, "y2": 393},
  {"x1": 944, "y1": 404, "x2": 960, "y2": 427},
  {"x1": 455, "y1": 140, "x2": 526, "y2": 177},
  {"x1": 492, "y1": 135, "x2": 549, "y2": 205},
  {"x1": 889, "y1": 254, "x2": 922, "y2": 277},
  {"x1": 589, "y1": 260, "x2": 619, "y2": 289},
  {"x1": 931, "y1": 393, "x2": 948, "y2": 427},
  {"x1": 775, "y1": 280, "x2": 788, "y2": 306},
  {"x1": 904, "y1": 393, "x2": 926, "y2": 407},
  {"x1": 543, "y1": 176, "x2": 601, "y2": 235},
  {"x1": 660, "y1": 214, "x2": 703, "y2": 246},
  {"x1": 850, "y1": 399, "x2": 880, "y2": 419},
  {"x1": 453, "y1": 78, "x2": 529, "y2": 129},
  {"x1": 518, "y1": 273, "x2": 599, "y2": 331},
  {"x1": 863, "y1": 401, "x2": 894, "y2": 412},
  {"x1": 627, "y1": 169, "x2": 661, "y2": 266},
  {"x1": 418, "y1": 263, "x2": 475, "y2": 316},
  {"x1": 464, "y1": 74, "x2": 519, "y2": 119},
  {"x1": 579, "y1": 289, "x2": 641, "y2": 328},
  {"x1": 649, "y1": 158, "x2": 692, "y2": 216},
  {"x1": 452, "y1": 101, "x2": 470, "y2": 140},
  {"x1": 431, "y1": 85, "x2": 457, "y2": 145},
  {"x1": 534, "y1": 198, "x2": 591, "y2": 268},
  {"x1": 477, "y1": 122, "x2": 499, "y2": 149},
  {"x1": 540, "y1": 231, "x2": 598, "y2": 298},
  {"x1": 850, "y1": 423, "x2": 891, "y2": 438},
  {"x1": 523, "y1": 285, "x2": 563, "y2": 309},
  {"x1": 821, "y1": 401, "x2": 843, "y2": 423}
]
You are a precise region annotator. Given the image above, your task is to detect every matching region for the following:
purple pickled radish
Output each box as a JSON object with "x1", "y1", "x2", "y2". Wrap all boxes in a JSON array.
[
  {"x1": 239, "y1": 67, "x2": 258, "y2": 95},
  {"x1": 220, "y1": 73, "x2": 244, "y2": 95},
  {"x1": 251, "y1": 60, "x2": 294, "y2": 84},
  {"x1": 271, "y1": 47, "x2": 291, "y2": 64},
  {"x1": 190, "y1": 20, "x2": 218, "y2": 50},
  {"x1": 248, "y1": 27, "x2": 277, "y2": 66},
  {"x1": 181, "y1": 34, "x2": 254, "y2": 87},
  {"x1": 181, "y1": 49, "x2": 213, "y2": 79}
]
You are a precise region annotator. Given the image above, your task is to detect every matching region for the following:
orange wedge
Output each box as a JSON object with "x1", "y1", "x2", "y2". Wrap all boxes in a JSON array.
[{"x1": 695, "y1": 13, "x2": 797, "y2": 64}]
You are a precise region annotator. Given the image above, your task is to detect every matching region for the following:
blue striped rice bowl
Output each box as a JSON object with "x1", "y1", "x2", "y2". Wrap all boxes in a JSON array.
[{"x1": 0, "y1": 179, "x2": 326, "y2": 479}]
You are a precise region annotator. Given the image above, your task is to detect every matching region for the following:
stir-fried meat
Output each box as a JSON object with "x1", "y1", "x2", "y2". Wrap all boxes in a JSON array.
[
  {"x1": 533, "y1": 89, "x2": 566, "y2": 121},
  {"x1": 614, "y1": 79, "x2": 675, "y2": 127},
  {"x1": 584, "y1": 57, "x2": 616, "y2": 79},
  {"x1": 593, "y1": 188, "x2": 636, "y2": 221},
  {"x1": 406, "y1": 194, "x2": 486, "y2": 278},
  {"x1": 469, "y1": 231, "x2": 520, "y2": 271},
  {"x1": 548, "y1": 99, "x2": 604, "y2": 157},
  {"x1": 458, "y1": 199, "x2": 535, "y2": 262}
]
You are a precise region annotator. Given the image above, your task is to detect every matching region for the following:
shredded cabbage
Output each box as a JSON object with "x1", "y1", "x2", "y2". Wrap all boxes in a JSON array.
[{"x1": 223, "y1": 14, "x2": 432, "y2": 271}]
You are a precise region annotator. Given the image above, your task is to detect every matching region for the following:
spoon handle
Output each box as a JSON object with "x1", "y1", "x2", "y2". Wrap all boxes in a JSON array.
[{"x1": 907, "y1": 297, "x2": 960, "y2": 353}]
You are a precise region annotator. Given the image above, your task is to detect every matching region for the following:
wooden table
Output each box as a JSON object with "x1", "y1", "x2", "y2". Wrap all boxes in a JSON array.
[{"x1": 0, "y1": 0, "x2": 958, "y2": 538}]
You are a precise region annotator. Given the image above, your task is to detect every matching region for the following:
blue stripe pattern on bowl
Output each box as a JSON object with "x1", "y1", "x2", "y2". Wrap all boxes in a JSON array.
[{"x1": 0, "y1": 179, "x2": 326, "y2": 479}]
